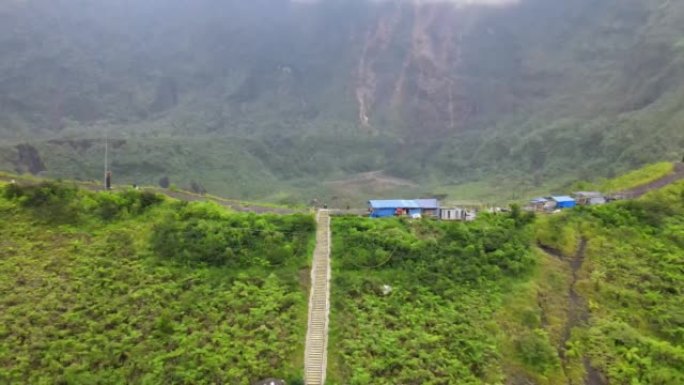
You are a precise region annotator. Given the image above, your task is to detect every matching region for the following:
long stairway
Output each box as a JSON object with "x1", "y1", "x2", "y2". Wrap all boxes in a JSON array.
[{"x1": 304, "y1": 210, "x2": 331, "y2": 385}]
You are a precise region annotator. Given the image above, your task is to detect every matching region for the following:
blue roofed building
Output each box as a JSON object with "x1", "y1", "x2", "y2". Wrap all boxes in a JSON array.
[
  {"x1": 368, "y1": 199, "x2": 438, "y2": 218},
  {"x1": 415, "y1": 199, "x2": 440, "y2": 217},
  {"x1": 549, "y1": 196, "x2": 576, "y2": 209}
]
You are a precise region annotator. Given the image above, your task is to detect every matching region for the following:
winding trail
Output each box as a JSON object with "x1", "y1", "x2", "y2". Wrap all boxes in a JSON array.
[
  {"x1": 618, "y1": 162, "x2": 684, "y2": 198},
  {"x1": 558, "y1": 239, "x2": 588, "y2": 360},
  {"x1": 539, "y1": 241, "x2": 606, "y2": 385},
  {"x1": 304, "y1": 210, "x2": 331, "y2": 385}
]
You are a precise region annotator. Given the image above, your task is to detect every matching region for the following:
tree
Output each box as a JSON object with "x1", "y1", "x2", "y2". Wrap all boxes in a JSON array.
[
  {"x1": 158, "y1": 176, "x2": 170, "y2": 189},
  {"x1": 190, "y1": 181, "x2": 206, "y2": 195}
]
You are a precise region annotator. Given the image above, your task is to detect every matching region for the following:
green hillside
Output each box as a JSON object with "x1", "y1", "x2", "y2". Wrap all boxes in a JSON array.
[
  {"x1": 0, "y1": 165, "x2": 682, "y2": 384},
  {"x1": 328, "y1": 210, "x2": 536, "y2": 384},
  {"x1": 531, "y1": 181, "x2": 684, "y2": 384},
  {"x1": 0, "y1": 181, "x2": 315, "y2": 384},
  {"x1": 1, "y1": 0, "x2": 683, "y2": 202},
  {"x1": 326, "y1": 173, "x2": 684, "y2": 384}
]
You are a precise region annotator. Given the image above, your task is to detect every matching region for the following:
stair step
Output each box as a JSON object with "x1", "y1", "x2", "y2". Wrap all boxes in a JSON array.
[{"x1": 305, "y1": 210, "x2": 332, "y2": 385}]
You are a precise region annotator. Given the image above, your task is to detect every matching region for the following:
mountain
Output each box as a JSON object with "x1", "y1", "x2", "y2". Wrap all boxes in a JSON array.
[{"x1": 1, "y1": 0, "x2": 683, "y2": 203}]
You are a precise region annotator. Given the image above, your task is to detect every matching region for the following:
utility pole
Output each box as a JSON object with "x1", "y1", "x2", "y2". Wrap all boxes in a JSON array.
[{"x1": 104, "y1": 134, "x2": 110, "y2": 190}]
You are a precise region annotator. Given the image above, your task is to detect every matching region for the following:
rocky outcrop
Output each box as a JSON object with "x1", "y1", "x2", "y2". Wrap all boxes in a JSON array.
[{"x1": 14, "y1": 144, "x2": 45, "y2": 175}]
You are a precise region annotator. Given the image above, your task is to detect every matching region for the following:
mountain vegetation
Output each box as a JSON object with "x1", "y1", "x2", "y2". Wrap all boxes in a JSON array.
[
  {"x1": 1, "y1": 162, "x2": 682, "y2": 384},
  {"x1": 327, "y1": 171, "x2": 684, "y2": 384},
  {"x1": 1, "y1": 0, "x2": 683, "y2": 203},
  {"x1": 328, "y1": 211, "x2": 537, "y2": 384},
  {"x1": 532, "y1": 181, "x2": 684, "y2": 385},
  {"x1": 0, "y1": 181, "x2": 314, "y2": 384}
]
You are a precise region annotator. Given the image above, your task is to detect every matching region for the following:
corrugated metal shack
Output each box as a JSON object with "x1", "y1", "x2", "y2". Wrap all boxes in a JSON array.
[
  {"x1": 528, "y1": 197, "x2": 550, "y2": 212},
  {"x1": 368, "y1": 200, "x2": 421, "y2": 218},
  {"x1": 573, "y1": 191, "x2": 606, "y2": 206},
  {"x1": 368, "y1": 199, "x2": 441, "y2": 218},
  {"x1": 439, "y1": 208, "x2": 476, "y2": 221},
  {"x1": 415, "y1": 199, "x2": 440, "y2": 218},
  {"x1": 549, "y1": 196, "x2": 577, "y2": 209}
]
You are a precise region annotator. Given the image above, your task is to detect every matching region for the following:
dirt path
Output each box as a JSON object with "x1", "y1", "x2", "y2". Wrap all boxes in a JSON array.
[
  {"x1": 539, "y1": 240, "x2": 606, "y2": 385},
  {"x1": 618, "y1": 162, "x2": 684, "y2": 198},
  {"x1": 558, "y1": 239, "x2": 588, "y2": 362}
]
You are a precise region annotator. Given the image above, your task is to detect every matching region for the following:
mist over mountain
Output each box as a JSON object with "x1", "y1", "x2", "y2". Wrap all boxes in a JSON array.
[{"x1": 1, "y1": 0, "x2": 683, "y2": 203}]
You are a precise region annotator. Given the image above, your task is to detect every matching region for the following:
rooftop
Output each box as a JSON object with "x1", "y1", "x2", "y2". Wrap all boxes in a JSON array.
[
  {"x1": 369, "y1": 199, "x2": 421, "y2": 209},
  {"x1": 414, "y1": 199, "x2": 439, "y2": 209},
  {"x1": 550, "y1": 195, "x2": 576, "y2": 203},
  {"x1": 530, "y1": 197, "x2": 549, "y2": 203}
]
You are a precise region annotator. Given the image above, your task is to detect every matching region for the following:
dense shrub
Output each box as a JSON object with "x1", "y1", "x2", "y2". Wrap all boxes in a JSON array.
[
  {"x1": 151, "y1": 202, "x2": 314, "y2": 267},
  {"x1": 0, "y1": 186, "x2": 309, "y2": 384},
  {"x1": 515, "y1": 329, "x2": 560, "y2": 374},
  {"x1": 333, "y1": 213, "x2": 534, "y2": 282},
  {"x1": 2, "y1": 183, "x2": 165, "y2": 223},
  {"x1": 2, "y1": 182, "x2": 80, "y2": 223},
  {"x1": 86, "y1": 190, "x2": 164, "y2": 220},
  {"x1": 3, "y1": 181, "x2": 76, "y2": 204},
  {"x1": 328, "y1": 213, "x2": 535, "y2": 384},
  {"x1": 534, "y1": 181, "x2": 684, "y2": 384}
]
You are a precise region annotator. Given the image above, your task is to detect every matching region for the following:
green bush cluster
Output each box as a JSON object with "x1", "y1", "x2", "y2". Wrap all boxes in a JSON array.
[
  {"x1": 84, "y1": 190, "x2": 164, "y2": 220},
  {"x1": 334, "y1": 213, "x2": 534, "y2": 282},
  {"x1": 2, "y1": 182, "x2": 165, "y2": 223},
  {"x1": 514, "y1": 329, "x2": 560, "y2": 374},
  {"x1": 535, "y1": 181, "x2": 684, "y2": 384},
  {"x1": 328, "y1": 213, "x2": 535, "y2": 384},
  {"x1": 150, "y1": 202, "x2": 314, "y2": 267},
  {"x1": 0, "y1": 186, "x2": 313, "y2": 384},
  {"x1": 3, "y1": 181, "x2": 80, "y2": 223}
]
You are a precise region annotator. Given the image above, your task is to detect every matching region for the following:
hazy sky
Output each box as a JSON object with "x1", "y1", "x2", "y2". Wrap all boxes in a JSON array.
[{"x1": 293, "y1": 0, "x2": 519, "y2": 4}]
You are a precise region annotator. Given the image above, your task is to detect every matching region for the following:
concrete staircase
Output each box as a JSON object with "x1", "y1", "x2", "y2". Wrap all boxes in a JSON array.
[{"x1": 304, "y1": 210, "x2": 331, "y2": 385}]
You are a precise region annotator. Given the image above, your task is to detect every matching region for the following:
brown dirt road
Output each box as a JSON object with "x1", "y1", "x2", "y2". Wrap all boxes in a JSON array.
[{"x1": 618, "y1": 162, "x2": 684, "y2": 198}]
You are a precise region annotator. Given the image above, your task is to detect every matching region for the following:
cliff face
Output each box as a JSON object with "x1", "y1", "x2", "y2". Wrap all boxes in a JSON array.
[
  {"x1": 355, "y1": 2, "x2": 470, "y2": 137},
  {"x1": 1, "y1": 0, "x2": 682, "y2": 138},
  {"x1": 1, "y1": 0, "x2": 683, "y2": 199}
]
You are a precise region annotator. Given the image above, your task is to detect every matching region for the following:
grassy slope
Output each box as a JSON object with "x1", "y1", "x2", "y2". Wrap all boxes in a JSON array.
[
  {"x1": 599, "y1": 162, "x2": 675, "y2": 192},
  {"x1": 0, "y1": 182, "x2": 315, "y2": 384},
  {"x1": 327, "y1": 213, "x2": 536, "y2": 384},
  {"x1": 495, "y1": 248, "x2": 571, "y2": 384},
  {"x1": 327, "y1": 164, "x2": 684, "y2": 384},
  {"x1": 528, "y1": 184, "x2": 684, "y2": 384}
]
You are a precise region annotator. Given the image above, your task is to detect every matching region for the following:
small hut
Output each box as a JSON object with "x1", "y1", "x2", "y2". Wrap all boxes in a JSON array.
[
  {"x1": 573, "y1": 191, "x2": 606, "y2": 206},
  {"x1": 439, "y1": 208, "x2": 476, "y2": 221},
  {"x1": 528, "y1": 197, "x2": 550, "y2": 212}
]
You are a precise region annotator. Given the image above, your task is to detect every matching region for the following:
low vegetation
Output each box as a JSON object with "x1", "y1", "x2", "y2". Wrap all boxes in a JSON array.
[
  {"x1": 534, "y1": 181, "x2": 684, "y2": 384},
  {"x1": 2, "y1": 164, "x2": 683, "y2": 385},
  {"x1": 327, "y1": 210, "x2": 537, "y2": 384},
  {"x1": 0, "y1": 182, "x2": 314, "y2": 384},
  {"x1": 599, "y1": 161, "x2": 675, "y2": 193},
  {"x1": 328, "y1": 172, "x2": 684, "y2": 384}
]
